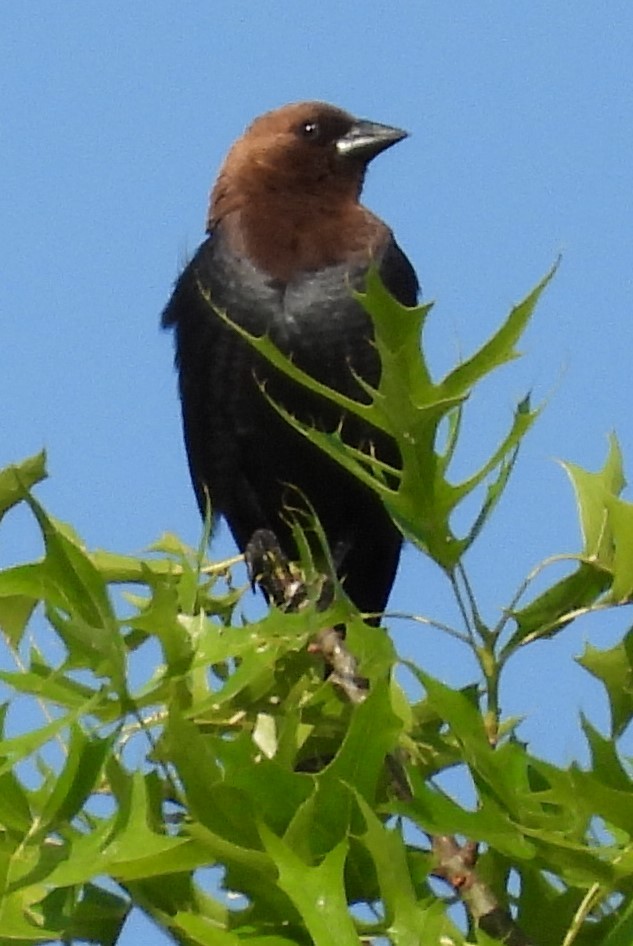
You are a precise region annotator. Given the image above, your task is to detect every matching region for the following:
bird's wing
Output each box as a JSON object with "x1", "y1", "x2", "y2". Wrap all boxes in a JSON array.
[
  {"x1": 162, "y1": 236, "x2": 261, "y2": 526},
  {"x1": 378, "y1": 235, "x2": 420, "y2": 308}
]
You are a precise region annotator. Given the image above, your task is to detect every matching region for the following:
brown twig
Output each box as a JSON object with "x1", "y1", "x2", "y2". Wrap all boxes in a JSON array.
[
  {"x1": 432, "y1": 835, "x2": 536, "y2": 945},
  {"x1": 308, "y1": 625, "x2": 369, "y2": 703}
]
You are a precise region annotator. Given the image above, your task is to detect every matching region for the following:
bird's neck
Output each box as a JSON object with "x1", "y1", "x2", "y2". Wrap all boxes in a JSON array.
[{"x1": 216, "y1": 199, "x2": 384, "y2": 283}]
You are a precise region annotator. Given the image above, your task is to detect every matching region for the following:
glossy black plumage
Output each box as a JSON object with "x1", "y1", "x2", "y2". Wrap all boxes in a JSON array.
[{"x1": 162, "y1": 102, "x2": 418, "y2": 617}]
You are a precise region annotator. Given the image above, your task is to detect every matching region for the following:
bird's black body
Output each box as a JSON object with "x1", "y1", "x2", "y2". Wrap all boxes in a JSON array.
[{"x1": 162, "y1": 102, "x2": 418, "y2": 617}]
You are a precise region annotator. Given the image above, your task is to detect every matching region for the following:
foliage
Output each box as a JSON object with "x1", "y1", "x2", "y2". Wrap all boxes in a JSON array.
[{"x1": 1, "y1": 273, "x2": 633, "y2": 945}]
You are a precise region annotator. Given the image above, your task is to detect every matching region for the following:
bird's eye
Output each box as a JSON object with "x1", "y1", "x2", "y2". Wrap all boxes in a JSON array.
[
  {"x1": 296, "y1": 115, "x2": 351, "y2": 146},
  {"x1": 300, "y1": 120, "x2": 321, "y2": 141}
]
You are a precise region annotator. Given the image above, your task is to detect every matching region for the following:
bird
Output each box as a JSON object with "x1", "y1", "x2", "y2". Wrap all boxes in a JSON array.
[{"x1": 162, "y1": 101, "x2": 419, "y2": 620}]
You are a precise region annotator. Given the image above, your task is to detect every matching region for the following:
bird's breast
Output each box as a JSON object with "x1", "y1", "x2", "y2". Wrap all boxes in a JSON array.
[{"x1": 208, "y1": 237, "x2": 379, "y2": 392}]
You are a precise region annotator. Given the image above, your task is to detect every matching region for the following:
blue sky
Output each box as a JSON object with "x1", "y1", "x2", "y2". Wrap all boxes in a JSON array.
[{"x1": 2, "y1": 4, "x2": 633, "y2": 942}]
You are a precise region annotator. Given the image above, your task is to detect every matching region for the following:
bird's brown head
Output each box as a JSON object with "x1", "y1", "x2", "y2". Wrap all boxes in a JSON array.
[{"x1": 208, "y1": 102, "x2": 408, "y2": 281}]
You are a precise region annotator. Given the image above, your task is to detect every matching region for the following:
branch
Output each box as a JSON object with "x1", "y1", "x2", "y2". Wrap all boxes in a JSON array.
[{"x1": 432, "y1": 835, "x2": 536, "y2": 945}]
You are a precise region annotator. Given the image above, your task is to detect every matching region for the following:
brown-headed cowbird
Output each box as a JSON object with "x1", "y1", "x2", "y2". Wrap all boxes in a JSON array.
[{"x1": 162, "y1": 102, "x2": 418, "y2": 618}]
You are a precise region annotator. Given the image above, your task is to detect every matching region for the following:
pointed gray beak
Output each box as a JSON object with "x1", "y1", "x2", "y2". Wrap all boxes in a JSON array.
[{"x1": 336, "y1": 118, "x2": 408, "y2": 162}]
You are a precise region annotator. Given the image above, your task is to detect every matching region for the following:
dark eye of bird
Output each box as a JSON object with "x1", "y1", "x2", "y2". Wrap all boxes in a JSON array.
[
  {"x1": 300, "y1": 120, "x2": 321, "y2": 141},
  {"x1": 297, "y1": 115, "x2": 351, "y2": 147}
]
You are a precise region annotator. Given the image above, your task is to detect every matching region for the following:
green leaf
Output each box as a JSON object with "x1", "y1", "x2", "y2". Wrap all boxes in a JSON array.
[
  {"x1": 221, "y1": 750, "x2": 313, "y2": 839},
  {"x1": 438, "y1": 263, "x2": 558, "y2": 401},
  {"x1": 513, "y1": 866, "x2": 588, "y2": 946},
  {"x1": 507, "y1": 562, "x2": 611, "y2": 650},
  {"x1": 0, "y1": 563, "x2": 59, "y2": 606},
  {"x1": 286, "y1": 679, "x2": 405, "y2": 863},
  {"x1": 38, "y1": 883, "x2": 129, "y2": 946},
  {"x1": 0, "y1": 690, "x2": 104, "y2": 777},
  {"x1": 0, "y1": 878, "x2": 61, "y2": 941},
  {"x1": 577, "y1": 627, "x2": 633, "y2": 737},
  {"x1": 0, "y1": 451, "x2": 47, "y2": 522},
  {"x1": 581, "y1": 714, "x2": 632, "y2": 790},
  {"x1": 259, "y1": 828, "x2": 358, "y2": 946},
  {"x1": 163, "y1": 709, "x2": 224, "y2": 810},
  {"x1": 9, "y1": 492, "x2": 129, "y2": 694},
  {"x1": 0, "y1": 595, "x2": 38, "y2": 648},
  {"x1": 567, "y1": 765, "x2": 633, "y2": 835},
  {"x1": 458, "y1": 402, "x2": 531, "y2": 555},
  {"x1": 38, "y1": 726, "x2": 115, "y2": 832},
  {"x1": 91, "y1": 548, "x2": 190, "y2": 581},
  {"x1": 319, "y1": 677, "x2": 403, "y2": 803},
  {"x1": 0, "y1": 770, "x2": 32, "y2": 834},
  {"x1": 25, "y1": 494, "x2": 118, "y2": 630},
  {"x1": 605, "y1": 492, "x2": 633, "y2": 601},
  {"x1": 393, "y1": 767, "x2": 535, "y2": 861},
  {"x1": 0, "y1": 660, "x2": 101, "y2": 713},
  {"x1": 561, "y1": 433, "x2": 626, "y2": 564},
  {"x1": 97, "y1": 770, "x2": 212, "y2": 881},
  {"x1": 354, "y1": 793, "x2": 463, "y2": 945}
]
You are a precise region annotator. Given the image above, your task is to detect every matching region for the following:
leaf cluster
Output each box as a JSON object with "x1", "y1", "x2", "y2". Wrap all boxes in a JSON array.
[{"x1": 1, "y1": 271, "x2": 633, "y2": 944}]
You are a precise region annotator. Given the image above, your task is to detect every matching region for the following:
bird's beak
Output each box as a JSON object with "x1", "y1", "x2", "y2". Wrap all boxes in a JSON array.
[{"x1": 335, "y1": 118, "x2": 408, "y2": 162}]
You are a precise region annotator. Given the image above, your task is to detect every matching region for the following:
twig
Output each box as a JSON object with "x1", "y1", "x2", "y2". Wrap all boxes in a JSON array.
[
  {"x1": 456, "y1": 562, "x2": 487, "y2": 640},
  {"x1": 448, "y1": 570, "x2": 477, "y2": 646},
  {"x1": 383, "y1": 610, "x2": 471, "y2": 645},
  {"x1": 432, "y1": 834, "x2": 536, "y2": 945}
]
